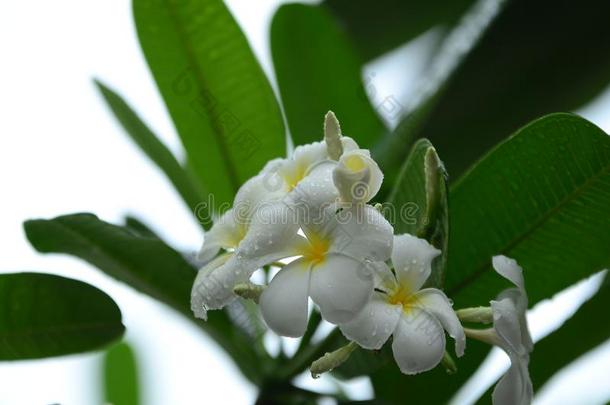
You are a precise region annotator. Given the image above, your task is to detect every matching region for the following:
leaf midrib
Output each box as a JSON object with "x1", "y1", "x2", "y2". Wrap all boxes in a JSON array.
[
  {"x1": 448, "y1": 158, "x2": 610, "y2": 297},
  {"x1": 162, "y1": 0, "x2": 240, "y2": 193}
]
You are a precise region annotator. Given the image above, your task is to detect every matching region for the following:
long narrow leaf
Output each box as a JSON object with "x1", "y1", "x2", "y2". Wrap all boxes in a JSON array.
[{"x1": 133, "y1": 0, "x2": 286, "y2": 209}]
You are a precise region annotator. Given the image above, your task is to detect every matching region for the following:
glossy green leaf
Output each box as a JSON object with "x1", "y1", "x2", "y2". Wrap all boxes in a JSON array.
[
  {"x1": 395, "y1": 0, "x2": 610, "y2": 179},
  {"x1": 447, "y1": 114, "x2": 610, "y2": 307},
  {"x1": 133, "y1": 0, "x2": 285, "y2": 208},
  {"x1": 0, "y1": 273, "x2": 124, "y2": 360},
  {"x1": 23, "y1": 213, "x2": 264, "y2": 383},
  {"x1": 387, "y1": 139, "x2": 449, "y2": 288},
  {"x1": 95, "y1": 80, "x2": 210, "y2": 229},
  {"x1": 372, "y1": 113, "x2": 610, "y2": 404},
  {"x1": 271, "y1": 4, "x2": 385, "y2": 147},
  {"x1": 104, "y1": 342, "x2": 140, "y2": 405},
  {"x1": 325, "y1": 0, "x2": 474, "y2": 61}
]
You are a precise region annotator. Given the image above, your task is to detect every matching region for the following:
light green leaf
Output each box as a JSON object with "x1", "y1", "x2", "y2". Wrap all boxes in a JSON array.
[
  {"x1": 104, "y1": 342, "x2": 140, "y2": 405},
  {"x1": 133, "y1": 0, "x2": 285, "y2": 209},
  {"x1": 271, "y1": 3, "x2": 385, "y2": 148},
  {"x1": 23, "y1": 213, "x2": 264, "y2": 383},
  {"x1": 0, "y1": 273, "x2": 124, "y2": 360},
  {"x1": 95, "y1": 80, "x2": 210, "y2": 229}
]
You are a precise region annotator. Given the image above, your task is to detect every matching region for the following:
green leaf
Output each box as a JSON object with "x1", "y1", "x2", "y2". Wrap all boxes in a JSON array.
[
  {"x1": 95, "y1": 80, "x2": 210, "y2": 229},
  {"x1": 0, "y1": 272, "x2": 124, "y2": 360},
  {"x1": 124, "y1": 216, "x2": 161, "y2": 239},
  {"x1": 104, "y1": 342, "x2": 140, "y2": 405},
  {"x1": 387, "y1": 139, "x2": 449, "y2": 288},
  {"x1": 447, "y1": 113, "x2": 610, "y2": 308},
  {"x1": 271, "y1": 4, "x2": 385, "y2": 147},
  {"x1": 23, "y1": 213, "x2": 264, "y2": 383},
  {"x1": 372, "y1": 113, "x2": 610, "y2": 404},
  {"x1": 324, "y1": 0, "x2": 474, "y2": 61},
  {"x1": 133, "y1": 0, "x2": 285, "y2": 208},
  {"x1": 398, "y1": 0, "x2": 610, "y2": 179}
]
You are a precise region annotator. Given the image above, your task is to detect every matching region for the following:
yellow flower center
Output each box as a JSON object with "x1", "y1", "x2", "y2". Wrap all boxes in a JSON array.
[
  {"x1": 343, "y1": 154, "x2": 366, "y2": 172},
  {"x1": 299, "y1": 231, "x2": 330, "y2": 265},
  {"x1": 387, "y1": 284, "x2": 420, "y2": 314},
  {"x1": 281, "y1": 162, "x2": 308, "y2": 191}
]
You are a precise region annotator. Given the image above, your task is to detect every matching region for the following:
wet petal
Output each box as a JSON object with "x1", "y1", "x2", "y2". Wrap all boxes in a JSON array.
[
  {"x1": 391, "y1": 234, "x2": 440, "y2": 293},
  {"x1": 237, "y1": 201, "x2": 302, "y2": 266},
  {"x1": 329, "y1": 205, "x2": 394, "y2": 262},
  {"x1": 415, "y1": 288, "x2": 465, "y2": 357},
  {"x1": 491, "y1": 297, "x2": 529, "y2": 356},
  {"x1": 197, "y1": 209, "x2": 245, "y2": 262},
  {"x1": 309, "y1": 254, "x2": 374, "y2": 324},
  {"x1": 260, "y1": 259, "x2": 311, "y2": 337},
  {"x1": 191, "y1": 253, "x2": 245, "y2": 317},
  {"x1": 340, "y1": 294, "x2": 401, "y2": 350},
  {"x1": 391, "y1": 308, "x2": 446, "y2": 375},
  {"x1": 287, "y1": 162, "x2": 339, "y2": 209},
  {"x1": 333, "y1": 149, "x2": 383, "y2": 203}
]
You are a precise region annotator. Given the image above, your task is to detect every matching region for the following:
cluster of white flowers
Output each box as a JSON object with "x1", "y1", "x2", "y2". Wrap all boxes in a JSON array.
[{"x1": 191, "y1": 113, "x2": 534, "y2": 405}]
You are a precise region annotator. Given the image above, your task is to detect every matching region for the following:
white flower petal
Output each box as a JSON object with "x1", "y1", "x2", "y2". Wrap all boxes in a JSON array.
[
  {"x1": 329, "y1": 205, "x2": 394, "y2": 262},
  {"x1": 287, "y1": 162, "x2": 339, "y2": 209},
  {"x1": 492, "y1": 353, "x2": 533, "y2": 405},
  {"x1": 191, "y1": 253, "x2": 243, "y2": 317},
  {"x1": 260, "y1": 258, "x2": 311, "y2": 337},
  {"x1": 415, "y1": 288, "x2": 465, "y2": 357},
  {"x1": 391, "y1": 234, "x2": 440, "y2": 293},
  {"x1": 333, "y1": 149, "x2": 383, "y2": 203},
  {"x1": 309, "y1": 254, "x2": 374, "y2": 324},
  {"x1": 233, "y1": 171, "x2": 286, "y2": 220},
  {"x1": 197, "y1": 209, "x2": 245, "y2": 262},
  {"x1": 391, "y1": 308, "x2": 446, "y2": 375},
  {"x1": 340, "y1": 294, "x2": 401, "y2": 350},
  {"x1": 492, "y1": 255, "x2": 525, "y2": 291},
  {"x1": 340, "y1": 136, "x2": 359, "y2": 153},
  {"x1": 491, "y1": 297, "x2": 529, "y2": 356},
  {"x1": 237, "y1": 201, "x2": 301, "y2": 266}
]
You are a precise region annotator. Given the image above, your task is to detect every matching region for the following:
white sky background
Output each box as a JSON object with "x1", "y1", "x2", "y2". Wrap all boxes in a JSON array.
[{"x1": 0, "y1": 0, "x2": 609, "y2": 404}]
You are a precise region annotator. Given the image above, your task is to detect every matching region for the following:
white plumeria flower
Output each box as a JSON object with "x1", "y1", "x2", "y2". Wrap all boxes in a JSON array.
[
  {"x1": 191, "y1": 119, "x2": 375, "y2": 321},
  {"x1": 340, "y1": 234, "x2": 465, "y2": 374},
  {"x1": 333, "y1": 148, "x2": 383, "y2": 204},
  {"x1": 259, "y1": 204, "x2": 393, "y2": 337},
  {"x1": 490, "y1": 255, "x2": 533, "y2": 405}
]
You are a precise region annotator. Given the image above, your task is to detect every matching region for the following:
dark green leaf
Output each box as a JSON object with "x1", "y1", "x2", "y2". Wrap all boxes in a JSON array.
[
  {"x1": 104, "y1": 342, "x2": 140, "y2": 405},
  {"x1": 124, "y1": 216, "x2": 161, "y2": 239},
  {"x1": 447, "y1": 114, "x2": 610, "y2": 308},
  {"x1": 23, "y1": 213, "x2": 264, "y2": 383},
  {"x1": 398, "y1": 0, "x2": 610, "y2": 179},
  {"x1": 325, "y1": 0, "x2": 474, "y2": 61},
  {"x1": 133, "y1": 0, "x2": 285, "y2": 208},
  {"x1": 387, "y1": 139, "x2": 449, "y2": 288},
  {"x1": 95, "y1": 80, "x2": 210, "y2": 229},
  {"x1": 0, "y1": 272, "x2": 124, "y2": 360},
  {"x1": 271, "y1": 4, "x2": 385, "y2": 147}
]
